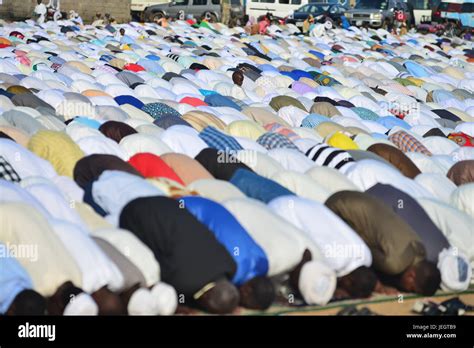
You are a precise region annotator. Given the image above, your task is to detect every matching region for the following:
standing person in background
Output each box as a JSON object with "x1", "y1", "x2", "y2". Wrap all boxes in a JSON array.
[
  {"x1": 383, "y1": 16, "x2": 393, "y2": 33},
  {"x1": 69, "y1": 10, "x2": 83, "y2": 26},
  {"x1": 302, "y1": 14, "x2": 314, "y2": 34},
  {"x1": 92, "y1": 13, "x2": 104, "y2": 26},
  {"x1": 104, "y1": 13, "x2": 112, "y2": 25},
  {"x1": 34, "y1": 0, "x2": 47, "y2": 24},
  {"x1": 222, "y1": 0, "x2": 232, "y2": 25}
]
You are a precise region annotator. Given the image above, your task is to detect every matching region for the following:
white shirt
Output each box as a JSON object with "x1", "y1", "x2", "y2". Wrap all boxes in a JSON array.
[
  {"x1": 34, "y1": 3, "x2": 47, "y2": 16},
  {"x1": 269, "y1": 196, "x2": 372, "y2": 277}
]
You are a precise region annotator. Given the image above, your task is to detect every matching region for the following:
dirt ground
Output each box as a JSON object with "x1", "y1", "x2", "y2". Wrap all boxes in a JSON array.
[
  {"x1": 178, "y1": 288, "x2": 474, "y2": 315},
  {"x1": 282, "y1": 292, "x2": 474, "y2": 316}
]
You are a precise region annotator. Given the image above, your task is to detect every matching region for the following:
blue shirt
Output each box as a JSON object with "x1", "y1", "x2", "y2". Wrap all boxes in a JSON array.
[
  {"x1": 180, "y1": 196, "x2": 269, "y2": 285},
  {"x1": 0, "y1": 243, "x2": 34, "y2": 314}
]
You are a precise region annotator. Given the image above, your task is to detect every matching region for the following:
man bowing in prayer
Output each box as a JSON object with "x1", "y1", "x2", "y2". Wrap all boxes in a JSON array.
[
  {"x1": 325, "y1": 191, "x2": 441, "y2": 296},
  {"x1": 179, "y1": 195, "x2": 276, "y2": 310},
  {"x1": 120, "y1": 196, "x2": 240, "y2": 314}
]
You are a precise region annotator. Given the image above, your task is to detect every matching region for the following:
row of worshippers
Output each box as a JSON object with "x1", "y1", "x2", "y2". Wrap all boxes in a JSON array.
[{"x1": 1, "y1": 136, "x2": 471, "y2": 315}]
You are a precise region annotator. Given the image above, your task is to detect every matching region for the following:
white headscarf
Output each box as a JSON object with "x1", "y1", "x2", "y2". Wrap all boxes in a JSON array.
[
  {"x1": 437, "y1": 247, "x2": 471, "y2": 292},
  {"x1": 63, "y1": 292, "x2": 99, "y2": 316},
  {"x1": 298, "y1": 260, "x2": 337, "y2": 305}
]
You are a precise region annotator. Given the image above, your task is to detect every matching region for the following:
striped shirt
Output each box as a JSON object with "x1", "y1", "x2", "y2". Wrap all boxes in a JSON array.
[{"x1": 305, "y1": 144, "x2": 354, "y2": 170}]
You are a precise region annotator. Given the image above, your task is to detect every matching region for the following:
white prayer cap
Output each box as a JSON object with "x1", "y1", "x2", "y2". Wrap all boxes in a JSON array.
[
  {"x1": 298, "y1": 260, "x2": 336, "y2": 306},
  {"x1": 151, "y1": 282, "x2": 178, "y2": 316},
  {"x1": 127, "y1": 288, "x2": 159, "y2": 315},
  {"x1": 438, "y1": 248, "x2": 472, "y2": 293},
  {"x1": 63, "y1": 293, "x2": 99, "y2": 316}
]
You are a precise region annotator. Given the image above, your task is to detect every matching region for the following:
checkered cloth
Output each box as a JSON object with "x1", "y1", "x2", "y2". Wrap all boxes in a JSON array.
[
  {"x1": 0, "y1": 156, "x2": 21, "y2": 182},
  {"x1": 305, "y1": 144, "x2": 354, "y2": 170},
  {"x1": 199, "y1": 126, "x2": 243, "y2": 152},
  {"x1": 388, "y1": 131, "x2": 432, "y2": 156},
  {"x1": 257, "y1": 132, "x2": 300, "y2": 151}
]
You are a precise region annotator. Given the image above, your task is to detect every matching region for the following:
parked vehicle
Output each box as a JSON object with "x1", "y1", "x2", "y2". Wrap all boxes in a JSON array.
[
  {"x1": 144, "y1": 0, "x2": 243, "y2": 22},
  {"x1": 344, "y1": 0, "x2": 411, "y2": 28},
  {"x1": 436, "y1": 0, "x2": 473, "y2": 28},
  {"x1": 131, "y1": 0, "x2": 170, "y2": 21},
  {"x1": 286, "y1": 2, "x2": 348, "y2": 26},
  {"x1": 246, "y1": 0, "x2": 348, "y2": 21},
  {"x1": 409, "y1": 0, "x2": 435, "y2": 25}
]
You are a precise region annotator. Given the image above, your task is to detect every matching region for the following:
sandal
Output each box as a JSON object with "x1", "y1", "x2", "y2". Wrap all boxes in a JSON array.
[{"x1": 440, "y1": 297, "x2": 472, "y2": 315}]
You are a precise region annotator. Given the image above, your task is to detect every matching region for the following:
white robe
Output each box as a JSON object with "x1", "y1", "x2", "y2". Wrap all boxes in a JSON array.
[
  {"x1": 90, "y1": 228, "x2": 161, "y2": 287},
  {"x1": 0, "y1": 203, "x2": 83, "y2": 296},
  {"x1": 49, "y1": 219, "x2": 125, "y2": 293},
  {"x1": 223, "y1": 197, "x2": 322, "y2": 276},
  {"x1": 92, "y1": 170, "x2": 164, "y2": 226},
  {"x1": 346, "y1": 159, "x2": 434, "y2": 199},
  {"x1": 417, "y1": 198, "x2": 474, "y2": 268},
  {"x1": 269, "y1": 195, "x2": 372, "y2": 277}
]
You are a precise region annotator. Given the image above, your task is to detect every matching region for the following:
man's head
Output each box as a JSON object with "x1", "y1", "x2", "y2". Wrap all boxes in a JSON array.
[
  {"x1": 239, "y1": 276, "x2": 275, "y2": 310},
  {"x1": 232, "y1": 70, "x2": 244, "y2": 86},
  {"x1": 196, "y1": 280, "x2": 239, "y2": 314},
  {"x1": 37, "y1": 0, "x2": 42, "y2": 5},
  {"x1": 337, "y1": 266, "x2": 377, "y2": 298},
  {"x1": 400, "y1": 261, "x2": 441, "y2": 296},
  {"x1": 119, "y1": 28, "x2": 125, "y2": 36},
  {"x1": 7, "y1": 290, "x2": 46, "y2": 315},
  {"x1": 91, "y1": 287, "x2": 127, "y2": 315}
]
